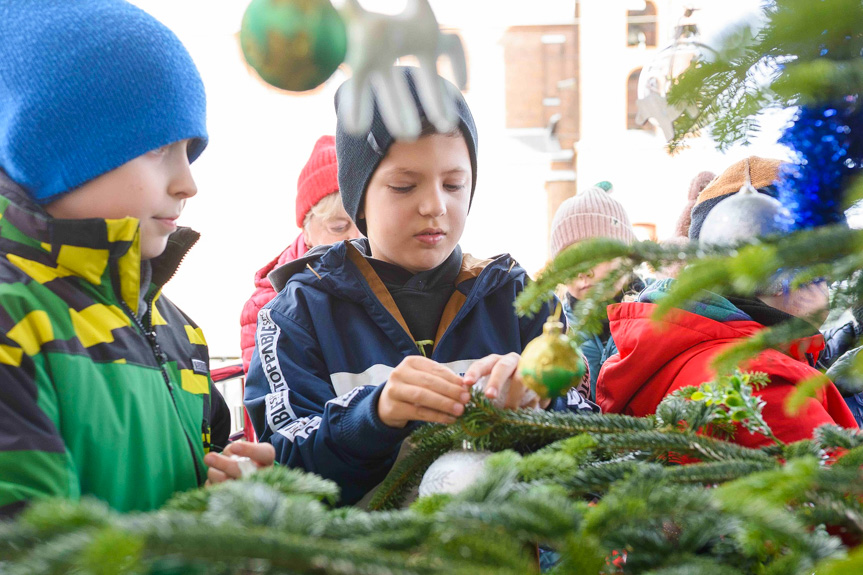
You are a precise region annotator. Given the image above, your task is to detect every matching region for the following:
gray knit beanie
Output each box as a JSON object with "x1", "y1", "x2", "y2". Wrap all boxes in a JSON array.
[{"x1": 334, "y1": 67, "x2": 478, "y2": 235}]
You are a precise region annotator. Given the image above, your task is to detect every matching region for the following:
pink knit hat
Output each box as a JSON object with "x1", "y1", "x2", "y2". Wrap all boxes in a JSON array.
[
  {"x1": 550, "y1": 181, "x2": 638, "y2": 258},
  {"x1": 295, "y1": 135, "x2": 340, "y2": 228}
]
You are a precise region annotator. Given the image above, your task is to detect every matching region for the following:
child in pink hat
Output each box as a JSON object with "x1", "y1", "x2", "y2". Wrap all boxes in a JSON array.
[{"x1": 549, "y1": 181, "x2": 644, "y2": 401}]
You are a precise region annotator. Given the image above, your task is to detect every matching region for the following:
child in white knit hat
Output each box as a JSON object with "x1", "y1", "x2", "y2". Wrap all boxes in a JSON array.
[{"x1": 549, "y1": 181, "x2": 645, "y2": 401}]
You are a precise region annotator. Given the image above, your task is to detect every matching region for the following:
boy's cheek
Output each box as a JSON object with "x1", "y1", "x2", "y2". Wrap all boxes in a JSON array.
[{"x1": 138, "y1": 225, "x2": 171, "y2": 260}]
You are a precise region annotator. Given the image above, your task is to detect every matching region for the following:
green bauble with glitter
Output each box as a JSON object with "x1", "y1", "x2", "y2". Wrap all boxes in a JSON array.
[
  {"x1": 240, "y1": 0, "x2": 347, "y2": 92},
  {"x1": 518, "y1": 317, "x2": 587, "y2": 400}
]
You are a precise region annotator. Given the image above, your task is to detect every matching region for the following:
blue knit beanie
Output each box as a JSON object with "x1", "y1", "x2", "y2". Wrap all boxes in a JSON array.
[
  {"x1": 0, "y1": 0, "x2": 208, "y2": 204},
  {"x1": 334, "y1": 67, "x2": 478, "y2": 235}
]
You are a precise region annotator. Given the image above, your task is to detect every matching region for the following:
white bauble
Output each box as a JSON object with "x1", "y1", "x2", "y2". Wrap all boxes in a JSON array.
[
  {"x1": 418, "y1": 449, "x2": 491, "y2": 497},
  {"x1": 699, "y1": 183, "x2": 791, "y2": 246}
]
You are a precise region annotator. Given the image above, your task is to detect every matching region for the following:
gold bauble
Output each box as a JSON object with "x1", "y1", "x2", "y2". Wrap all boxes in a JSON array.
[{"x1": 518, "y1": 319, "x2": 586, "y2": 400}]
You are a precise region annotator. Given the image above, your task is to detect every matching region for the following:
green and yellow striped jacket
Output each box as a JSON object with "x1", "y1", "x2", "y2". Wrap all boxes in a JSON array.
[{"x1": 0, "y1": 177, "x2": 219, "y2": 516}]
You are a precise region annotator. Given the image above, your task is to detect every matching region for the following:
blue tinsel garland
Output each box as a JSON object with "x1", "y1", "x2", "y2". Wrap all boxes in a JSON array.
[{"x1": 777, "y1": 98, "x2": 863, "y2": 231}]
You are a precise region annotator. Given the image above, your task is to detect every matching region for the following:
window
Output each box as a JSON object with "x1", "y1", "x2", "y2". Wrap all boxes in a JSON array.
[
  {"x1": 627, "y1": 1, "x2": 657, "y2": 47},
  {"x1": 632, "y1": 222, "x2": 658, "y2": 242}
]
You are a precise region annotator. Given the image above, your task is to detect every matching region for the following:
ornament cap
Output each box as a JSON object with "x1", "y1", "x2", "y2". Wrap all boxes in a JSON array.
[
  {"x1": 542, "y1": 319, "x2": 566, "y2": 336},
  {"x1": 738, "y1": 158, "x2": 760, "y2": 196},
  {"x1": 738, "y1": 182, "x2": 760, "y2": 195}
]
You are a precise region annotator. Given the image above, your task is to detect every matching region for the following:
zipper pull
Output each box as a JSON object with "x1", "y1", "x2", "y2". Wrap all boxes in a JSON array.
[
  {"x1": 148, "y1": 331, "x2": 169, "y2": 365},
  {"x1": 156, "y1": 348, "x2": 169, "y2": 365}
]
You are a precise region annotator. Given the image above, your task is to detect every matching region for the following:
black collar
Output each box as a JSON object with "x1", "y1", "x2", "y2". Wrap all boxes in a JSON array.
[{"x1": 368, "y1": 245, "x2": 463, "y2": 292}]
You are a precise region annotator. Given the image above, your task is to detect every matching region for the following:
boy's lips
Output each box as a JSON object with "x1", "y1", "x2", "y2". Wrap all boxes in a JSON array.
[
  {"x1": 414, "y1": 228, "x2": 446, "y2": 245},
  {"x1": 153, "y1": 215, "x2": 179, "y2": 231}
]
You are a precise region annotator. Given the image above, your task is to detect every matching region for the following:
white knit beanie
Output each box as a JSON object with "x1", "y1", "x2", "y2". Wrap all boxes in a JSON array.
[{"x1": 550, "y1": 181, "x2": 638, "y2": 258}]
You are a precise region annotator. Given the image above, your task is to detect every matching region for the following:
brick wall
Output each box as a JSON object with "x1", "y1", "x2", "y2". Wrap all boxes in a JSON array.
[{"x1": 502, "y1": 24, "x2": 579, "y2": 143}]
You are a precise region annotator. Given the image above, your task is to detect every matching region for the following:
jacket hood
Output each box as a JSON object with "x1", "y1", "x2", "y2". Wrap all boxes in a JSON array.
[
  {"x1": 253, "y1": 232, "x2": 307, "y2": 291},
  {"x1": 599, "y1": 279, "x2": 826, "y2": 415},
  {"x1": 268, "y1": 238, "x2": 339, "y2": 293},
  {"x1": 0, "y1": 170, "x2": 197, "y2": 315}
]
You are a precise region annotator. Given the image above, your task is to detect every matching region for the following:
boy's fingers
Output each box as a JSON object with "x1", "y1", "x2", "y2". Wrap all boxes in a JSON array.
[
  {"x1": 207, "y1": 466, "x2": 229, "y2": 484},
  {"x1": 415, "y1": 359, "x2": 467, "y2": 386},
  {"x1": 403, "y1": 369, "x2": 471, "y2": 402},
  {"x1": 412, "y1": 405, "x2": 458, "y2": 425},
  {"x1": 204, "y1": 452, "x2": 241, "y2": 479},
  {"x1": 463, "y1": 355, "x2": 501, "y2": 384},
  {"x1": 251, "y1": 443, "x2": 276, "y2": 465},
  {"x1": 224, "y1": 440, "x2": 275, "y2": 465},
  {"x1": 520, "y1": 388, "x2": 541, "y2": 409},
  {"x1": 483, "y1": 353, "x2": 520, "y2": 399},
  {"x1": 389, "y1": 384, "x2": 466, "y2": 417},
  {"x1": 487, "y1": 356, "x2": 522, "y2": 409},
  {"x1": 503, "y1": 377, "x2": 525, "y2": 410}
]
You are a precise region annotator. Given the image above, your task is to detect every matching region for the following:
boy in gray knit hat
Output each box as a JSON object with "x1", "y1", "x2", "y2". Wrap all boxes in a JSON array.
[{"x1": 245, "y1": 67, "x2": 595, "y2": 506}]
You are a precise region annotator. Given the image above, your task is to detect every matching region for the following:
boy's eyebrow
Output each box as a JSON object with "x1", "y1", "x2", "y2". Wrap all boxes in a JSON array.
[
  {"x1": 383, "y1": 168, "x2": 423, "y2": 177},
  {"x1": 382, "y1": 167, "x2": 469, "y2": 177}
]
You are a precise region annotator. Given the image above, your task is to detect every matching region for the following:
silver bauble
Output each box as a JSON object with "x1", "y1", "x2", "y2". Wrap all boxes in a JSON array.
[
  {"x1": 699, "y1": 183, "x2": 790, "y2": 246},
  {"x1": 417, "y1": 449, "x2": 491, "y2": 497}
]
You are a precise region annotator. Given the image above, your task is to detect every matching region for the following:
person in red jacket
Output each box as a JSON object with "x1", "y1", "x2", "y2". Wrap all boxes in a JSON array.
[
  {"x1": 239, "y1": 136, "x2": 362, "y2": 374},
  {"x1": 597, "y1": 157, "x2": 858, "y2": 448}
]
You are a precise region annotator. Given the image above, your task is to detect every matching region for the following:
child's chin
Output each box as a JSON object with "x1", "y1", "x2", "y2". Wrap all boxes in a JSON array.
[
  {"x1": 570, "y1": 289, "x2": 589, "y2": 300},
  {"x1": 140, "y1": 239, "x2": 169, "y2": 261},
  {"x1": 403, "y1": 250, "x2": 450, "y2": 272}
]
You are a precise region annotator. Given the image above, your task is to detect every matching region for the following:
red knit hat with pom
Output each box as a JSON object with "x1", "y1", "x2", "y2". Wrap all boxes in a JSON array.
[{"x1": 296, "y1": 135, "x2": 340, "y2": 228}]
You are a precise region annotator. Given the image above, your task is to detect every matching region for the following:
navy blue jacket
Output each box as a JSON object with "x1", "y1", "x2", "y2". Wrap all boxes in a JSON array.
[
  {"x1": 824, "y1": 345, "x2": 863, "y2": 427},
  {"x1": 818, "y1": 318, "x2": 862, "y2": 371},
  {"x1": 244, "y1": 240, "x2": 594, "y2": 504}
]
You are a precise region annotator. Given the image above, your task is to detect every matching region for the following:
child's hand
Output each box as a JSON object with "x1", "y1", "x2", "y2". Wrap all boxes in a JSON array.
[
  {"x1": 464, "y1": 353, "x2": 551, "y2": 410},
  {"x1": 378, "y1": 356, "x2": 471, "y2": 428},
  {"x1": 203, "y1": 440, "x2": 275, "y2": 485}
]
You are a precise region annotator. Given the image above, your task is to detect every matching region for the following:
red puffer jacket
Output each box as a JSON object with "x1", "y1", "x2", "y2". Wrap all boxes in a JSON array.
[
  {"x1": 239, "y1": 233, "x2": 307, "y2": 374},
  {"x1": 597, "y1": 301, "x2": 858, "y2": 448}
]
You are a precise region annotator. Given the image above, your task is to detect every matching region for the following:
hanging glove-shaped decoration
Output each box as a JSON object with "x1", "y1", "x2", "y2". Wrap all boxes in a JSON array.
[
  {"x1": 238, "y1": 0, "x2": 468, "y2": 140},
  {"x1": 336, "y1": 0, "x2": 467, "y2": 139}
]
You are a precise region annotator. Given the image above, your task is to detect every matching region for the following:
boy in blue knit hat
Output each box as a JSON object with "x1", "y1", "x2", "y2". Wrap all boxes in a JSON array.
[
  {"x1": 0, "y1": 0, "x2": 273, "y2": 517},
  {"x1": 245, "y1": 67, "x2": 595, "y2": 506}
]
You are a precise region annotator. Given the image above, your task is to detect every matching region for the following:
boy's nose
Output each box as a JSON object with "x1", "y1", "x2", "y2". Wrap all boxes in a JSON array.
[
  {"x1": 169, "y1": 154, "x2": 198, "y2": 199},
  {"x1": 418, "y1": 187, "x2": 447, "y2": 217}
]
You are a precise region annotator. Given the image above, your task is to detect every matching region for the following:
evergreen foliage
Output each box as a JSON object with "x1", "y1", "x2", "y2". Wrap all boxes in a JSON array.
[
  {"x1": 2, "y1": 1, "x2": 862, "y2": 573},
  {"x1": 666, "y1": 0, "x2": 863, "y2": 152},
  {"x1": 3, "y1": 391, "x2": 863, "y2": 574}
]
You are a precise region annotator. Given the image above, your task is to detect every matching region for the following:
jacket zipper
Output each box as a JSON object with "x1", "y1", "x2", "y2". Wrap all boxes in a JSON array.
[{"x1": 121, "y1": 296, "x2": 204, "y2": 486}]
